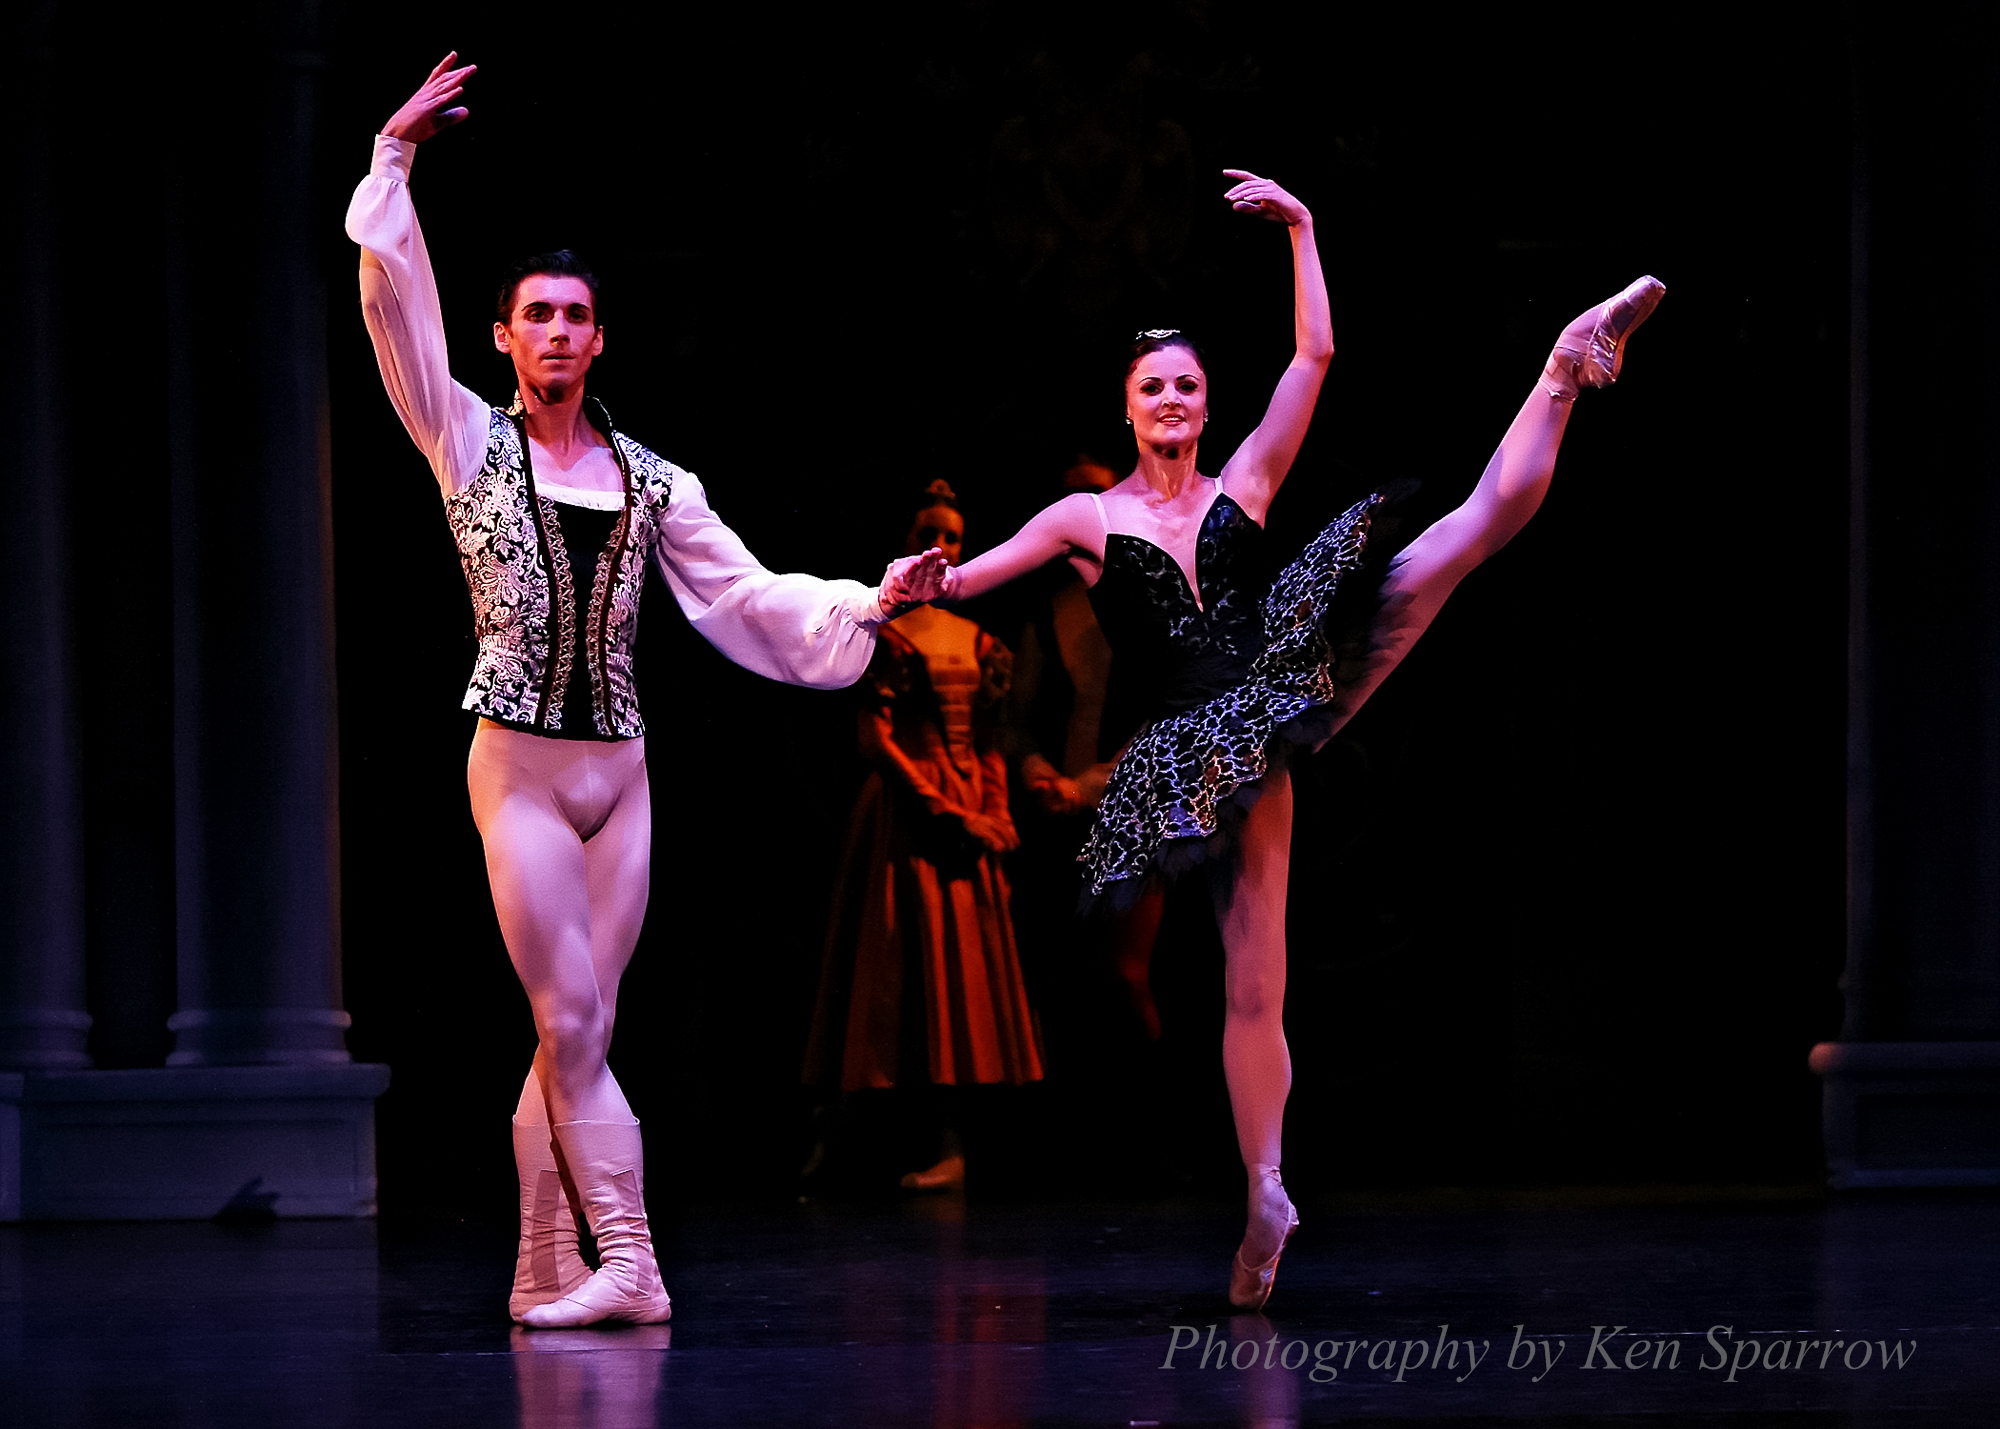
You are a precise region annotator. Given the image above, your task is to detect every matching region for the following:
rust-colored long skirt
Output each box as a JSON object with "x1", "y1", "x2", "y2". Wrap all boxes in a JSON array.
[{"x1": 803, "y1": 615, "x2": 1045, "y2": 1091}]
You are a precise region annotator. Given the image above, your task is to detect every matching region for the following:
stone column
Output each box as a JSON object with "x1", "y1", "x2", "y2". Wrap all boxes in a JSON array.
[
  {"x1": 8, "y1": 5, "x2": 388, "y2": 1222},
  {"x1": 165, "y1": 13, "x2": 350, "y2": 1069},
  {"x1": 0, "y1": 5, "x2": 90, "y2": 1075},
  {"x1": 1814, "y1": 9, "x2": 2000, "y2": 1187}
]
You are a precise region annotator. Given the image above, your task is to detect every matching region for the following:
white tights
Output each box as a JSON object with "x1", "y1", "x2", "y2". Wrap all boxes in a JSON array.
[
  {"x1": 467, "y1": 722, "x2": 653, "y2": 1128},
  {"x1": 1221, "y1": 377, "x2": 1574, "y2": 1257}
]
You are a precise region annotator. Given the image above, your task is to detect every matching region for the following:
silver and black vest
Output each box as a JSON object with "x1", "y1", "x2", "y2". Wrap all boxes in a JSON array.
[{"x1": 442, "y1": 398, "x2": 678, "y2": 738}]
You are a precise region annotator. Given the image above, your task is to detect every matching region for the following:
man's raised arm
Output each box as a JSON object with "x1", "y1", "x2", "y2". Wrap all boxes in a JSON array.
[{"x1": 342, "y1": 53, "x2": 488, "y2": 495}]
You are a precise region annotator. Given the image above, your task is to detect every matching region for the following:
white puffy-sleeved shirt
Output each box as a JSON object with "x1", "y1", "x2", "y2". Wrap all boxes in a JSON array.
[{"x1": 344, "y1": 134, "x2": 886, "y2": 738}]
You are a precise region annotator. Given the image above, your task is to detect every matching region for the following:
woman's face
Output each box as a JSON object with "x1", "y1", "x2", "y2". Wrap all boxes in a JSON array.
[
  {"x1": 1125, "y1": 347, "x2": 1208, "y2": 452},
  {"x1": 904, "y1": 504, "x2": 965, "y2": 563}
]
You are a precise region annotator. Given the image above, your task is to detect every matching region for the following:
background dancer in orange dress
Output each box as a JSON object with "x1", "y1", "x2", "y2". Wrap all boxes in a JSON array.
[{"x1": 805, "y1": 482, "x2": 1045, "y2": 1191}]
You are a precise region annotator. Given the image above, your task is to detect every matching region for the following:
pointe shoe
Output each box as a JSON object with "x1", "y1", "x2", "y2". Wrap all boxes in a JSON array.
[
  {"x1": 899, "y1": 1153, "x2": 966, "y2": 1192},
  {"x1": 1541, "y1": 275, "x2": 1667, "y2": 402},
  {"x1": 509, "y1": 1118, "x2": 594, "y2": 1322},
  {"x1": 1228, "y1": 1165, "x2": 1300, "y2": 1311},
  {"x1": 519, "y1": 1120, "x2": 674, "y2": 1330}
]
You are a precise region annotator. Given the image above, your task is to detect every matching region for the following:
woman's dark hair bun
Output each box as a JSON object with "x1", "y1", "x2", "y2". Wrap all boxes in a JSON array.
[
  {"x1": 1124, "y1": 330, "x2": 1207, "y2": 383},
  {"x1": 916, "y1": 478, "x2": 959, "y2": 512}
]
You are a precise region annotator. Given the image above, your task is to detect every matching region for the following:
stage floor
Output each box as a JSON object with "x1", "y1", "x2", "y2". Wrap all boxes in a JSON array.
[{"x1": 2, "y1": 1189, "x2": 1993, "y2": 1426}]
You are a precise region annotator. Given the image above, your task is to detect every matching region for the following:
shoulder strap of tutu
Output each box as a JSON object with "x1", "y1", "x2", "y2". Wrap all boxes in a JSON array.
[{"x1": 1088, "y1": 491, "x2": 1108, "y2": 538}]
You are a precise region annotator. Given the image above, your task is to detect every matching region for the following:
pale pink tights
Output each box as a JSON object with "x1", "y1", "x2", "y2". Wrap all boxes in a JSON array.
[
  {"x1": 1222, "y1": 378, "x2": 1574, "y2": 1259},
  {"x1": 466, "y1": 722, "x2": 653, "y2": 1130}
]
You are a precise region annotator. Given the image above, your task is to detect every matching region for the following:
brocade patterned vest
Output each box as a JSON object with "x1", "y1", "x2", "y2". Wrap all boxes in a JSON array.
[{"x1": 442, "y1": 398, "x2": 678, "y2": 737}]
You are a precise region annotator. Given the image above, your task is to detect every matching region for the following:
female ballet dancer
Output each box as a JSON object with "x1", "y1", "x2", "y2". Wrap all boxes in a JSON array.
[
  {"x1": 935, "y1": 168, "x2": 1664, "y2": 1308},
  {"x1": 344, "y1": 55, "x2": 945, "y2": 1328}
]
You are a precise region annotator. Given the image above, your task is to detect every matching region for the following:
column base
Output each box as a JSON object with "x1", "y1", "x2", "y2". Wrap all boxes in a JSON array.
[
  {"x1": 1810, "y1": 1041, "x2": 2000, "y2": 1188},
  {"x1": 0, "y1": 1064, "x2": 389, "y2": 1221},
  {"x1": 0, "y1": 1009, "x2": 93, "y2": 1069},
  {"x1": 166, "y1": 1007, "x2": 355, "y2": 1065}
]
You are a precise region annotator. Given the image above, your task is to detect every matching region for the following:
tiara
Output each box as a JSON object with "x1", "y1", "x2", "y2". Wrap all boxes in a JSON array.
[{"x1": 1135, "y1": 328, "x2": 1182, "y2": 341}]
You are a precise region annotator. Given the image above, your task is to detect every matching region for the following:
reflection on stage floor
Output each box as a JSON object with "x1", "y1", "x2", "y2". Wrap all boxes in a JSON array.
[{"x1": 2, "y1": 1189, "x2": 1994, "y2": 1425}]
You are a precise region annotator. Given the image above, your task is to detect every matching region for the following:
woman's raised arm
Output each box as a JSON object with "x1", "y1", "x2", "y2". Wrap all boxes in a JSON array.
[
  {"x1": 939, "y1": 493, "x2": 1105, "y2": 605},
  {"x1": 1216, "y1": 171, "x2": 1332, "y2": 523}
]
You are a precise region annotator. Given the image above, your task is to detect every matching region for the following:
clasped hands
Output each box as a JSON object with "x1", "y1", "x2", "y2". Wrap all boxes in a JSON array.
[
  {"x1": 876, "y1": 548, "x2": 953, "y2": 619},
  {"x1": 953, "y1": 807, "x2": 1019, "y2": 856}
]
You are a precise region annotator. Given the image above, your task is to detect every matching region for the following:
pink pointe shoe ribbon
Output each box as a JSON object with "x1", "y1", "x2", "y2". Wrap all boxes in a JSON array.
[{"x1": 1228, "y1": 1164, "x2": 1300, "y2": 1311}]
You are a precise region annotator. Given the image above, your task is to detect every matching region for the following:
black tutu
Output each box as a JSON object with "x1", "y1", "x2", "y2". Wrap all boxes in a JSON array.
[{"x1": 1079, "y1": 488, "x2": 1408, "y2": 907}]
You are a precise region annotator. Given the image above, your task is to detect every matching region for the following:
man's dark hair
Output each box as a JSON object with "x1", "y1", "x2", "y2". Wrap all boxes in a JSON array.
[{"x1": 495, "y1": 250, "x2": 603, "y2": 325}]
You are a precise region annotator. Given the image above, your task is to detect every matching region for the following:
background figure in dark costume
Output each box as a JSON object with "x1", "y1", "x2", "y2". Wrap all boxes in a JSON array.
[
  {"x1": 935, "y1": 166, "x2": 1665, "y2": 1309},
  {"x1": 1001, "y1": 458, "x2": 1168, "y2": 1043},
  {"x1": 805, "y1": 482, "x2": 1044, "y2": 1192}
]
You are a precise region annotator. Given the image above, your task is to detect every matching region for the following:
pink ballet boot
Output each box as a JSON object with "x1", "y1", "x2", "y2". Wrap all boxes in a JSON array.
[
  {"x1": 1228, "y1": 1164, "x2": 1300, "y2": 1311},
  {"x1": 1540, "y1": 275, "x2": 1667, "y2": 403},
  {"x1": 508, "y1": 1118, "x2": 593, "y2": 1322},
  {"x1": 519, "y1": 1120, "x2": 673, "y2": 1329}
]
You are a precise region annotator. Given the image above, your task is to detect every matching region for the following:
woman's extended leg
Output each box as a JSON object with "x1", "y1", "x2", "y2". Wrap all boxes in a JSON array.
[
  {"x1": 1200, "y1": 279, "x2": 1665, "y2": 1310},
  {"x1": 1326, "y1": 277, "x2": 1665, "y2": 732},
  {"x1": 1213, "y1": 767, "x2": 1301, "y2": 1305},
  {"x1": 1202, "y1": 347, "x2": 1583, "y2": 1304}
]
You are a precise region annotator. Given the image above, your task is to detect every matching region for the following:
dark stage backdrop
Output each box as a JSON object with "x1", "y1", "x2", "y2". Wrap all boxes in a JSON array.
[{"x1": 70, "y1": 3, "x2": 1853, "y2": 1216}]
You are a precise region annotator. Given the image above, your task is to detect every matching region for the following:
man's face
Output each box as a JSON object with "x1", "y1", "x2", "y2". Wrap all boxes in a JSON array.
[{"x1": 493, "y1": 274, "x2": 603, "y2": 400}]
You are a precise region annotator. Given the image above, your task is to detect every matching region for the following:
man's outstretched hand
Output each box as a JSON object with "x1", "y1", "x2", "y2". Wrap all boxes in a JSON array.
[{"x1": 383, "y1": 52, "x2": 476, "y2": 144}]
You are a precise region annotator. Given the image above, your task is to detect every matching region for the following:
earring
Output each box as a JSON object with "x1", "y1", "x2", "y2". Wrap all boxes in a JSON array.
[{"x1": 1124, "y1": 416, "x2": 1133, "y2": 425}]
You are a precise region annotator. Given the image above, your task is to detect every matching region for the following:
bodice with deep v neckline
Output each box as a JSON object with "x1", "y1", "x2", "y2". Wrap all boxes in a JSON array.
[
  {"x1": 1072, "y1": 483, "x2": 1398, "y2": 901},
  {"x1": 1086, "y1": 487, "x2": 1274, "y2": 753}
]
